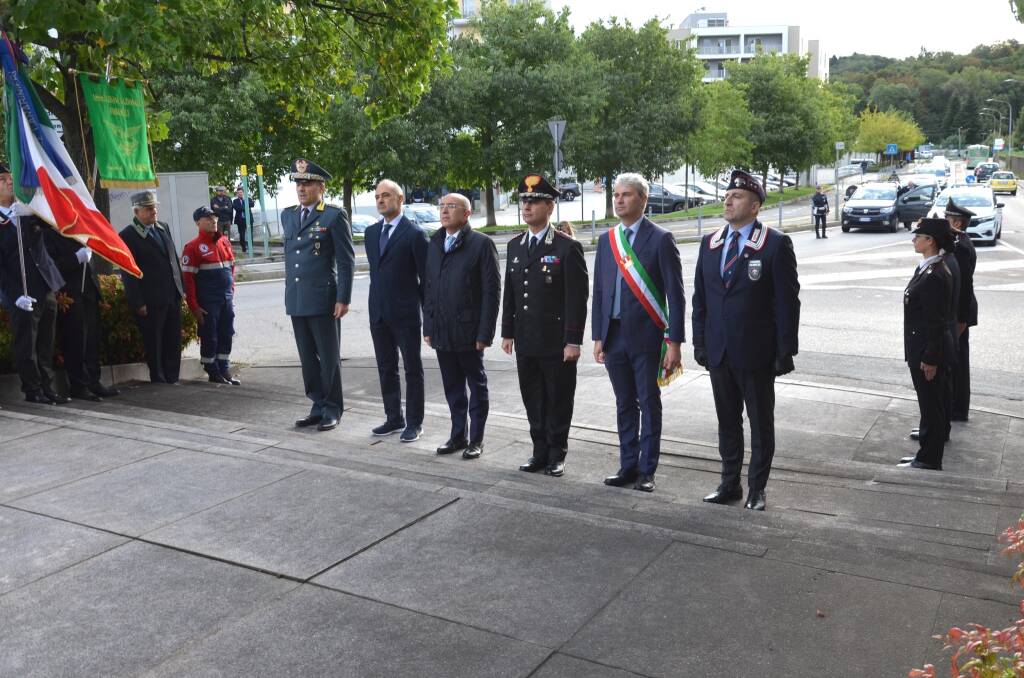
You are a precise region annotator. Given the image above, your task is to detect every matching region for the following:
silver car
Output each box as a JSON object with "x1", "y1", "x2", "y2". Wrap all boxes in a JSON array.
[{"x1": 930, "y1": 185, "x2": 1003, "y2": 246}]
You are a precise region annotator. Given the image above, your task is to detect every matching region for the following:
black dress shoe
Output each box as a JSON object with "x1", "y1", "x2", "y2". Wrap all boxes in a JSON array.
[
  {"x1": 24, "y1": 392, "x2": 54, "y2": 405},
  {"x1": 899, "y1": 455, "x2": 916, "y2": 464},
  {"x1": 436, "y1": 438, "x2": 468, "y2": 455},
  {"x1": 317, "y1": 413, "x2": 340, "y2": 431},
  {"x1": 70, "y1": 386, "x2": 102, "y2": 402},
  {"x1": 372, "y1": 420, "x2": 405, "y2": 436},
  {"x1": 545, "y1": 461, "x2": 565, "y2": 477},
  {"x1": 295, "y1": 413, "x2": 323, "y2": 428},
  {"x1": 634, "y1": 474, "x2": 655, "y2": 492},
  {"x1": 208, "y1": 373, "x2": 230, "y2": 385},
  {"x1": 221, "y1": 373, "x2": 241, "y2": 386},
  {"x1": 898, "y1": 459, "x2": 941, "y2": 470},
  {"x1": 744, "y1": 489, "x2": 767, "y2": 511},
  {"x1": 89, "y1": 383, "x2": 120, "y2": 398},
  {"x1": 603, "y1": 469, "x2": 638, "y2": 487},
  {"x1": 909, "y1": 429, "x2": 921, "y2": 441},
  {"x1": 43, "y1": 392, "x2": 71, "y2": 405},
  {"x1": 519, "y1": 457, "x2": 546, "y2": 473},
  {"x1": 703, "y1": 484, "x2": 743, "y2": 504},
  {"x1": 462, "y1": 442, "x2": 483, "y2": 459}
]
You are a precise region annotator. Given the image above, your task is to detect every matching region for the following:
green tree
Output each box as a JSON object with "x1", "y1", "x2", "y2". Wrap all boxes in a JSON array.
[
  {"x1": 568, "y1": 17, "x2": 703, "y2": 218},
  {"x1": 689, "y1": 81, "x2": 752, "y2": 197},
  {"x1": 868, "y1": 82, "x2": 918, "y2": 115},
  {"x1": 425, "y1": 0, "x2": 599, "y2": 225},
  {"x1": 2, "y1": 0, "x2": 454, "y2": 205},
  {"x1": 728, "y1": 53, "x2": 828, "y2": 192},
  {"x1": 855, "y1": 109, "x2": 925, "y2": 158}
]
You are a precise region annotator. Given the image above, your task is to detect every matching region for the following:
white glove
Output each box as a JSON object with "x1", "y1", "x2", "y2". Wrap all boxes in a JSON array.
[
  {"x1": 15, "y1": 295, "x2": 35, "y2": 312},
  {"x1": 75, "y1": 247, "x2": 93, "y2": 264}
]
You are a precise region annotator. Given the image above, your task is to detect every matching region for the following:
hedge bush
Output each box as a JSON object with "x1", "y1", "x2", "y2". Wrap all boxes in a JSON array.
[{"x1": 0, "y1": 274, "x2": 198, "y2": 374}]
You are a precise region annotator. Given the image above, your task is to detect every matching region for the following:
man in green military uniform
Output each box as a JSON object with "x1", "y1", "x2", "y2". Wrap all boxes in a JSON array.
[
  {"x1": 501, "y1": 174, "x2": 589, "y2": 477},
  {"x1": 283, "y1": 158, "x2": 355, "y2": 431}
]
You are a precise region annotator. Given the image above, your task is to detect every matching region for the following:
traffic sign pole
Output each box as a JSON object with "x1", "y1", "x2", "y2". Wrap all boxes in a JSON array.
[{"x1": 548, "y1": 119, "x2": 566, "y2": 225}]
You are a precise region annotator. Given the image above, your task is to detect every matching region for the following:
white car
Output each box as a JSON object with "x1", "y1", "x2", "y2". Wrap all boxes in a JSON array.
[
  {"x1": 930, "y1": 185, "x2": 1003, "y2": 246},
  {"x1": 402, "y1": 204, "x2": 441, "y2": 233}
]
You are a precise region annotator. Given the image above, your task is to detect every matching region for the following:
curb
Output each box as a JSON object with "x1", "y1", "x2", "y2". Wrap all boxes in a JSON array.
[{"x1": 0, "y1": 358, "x2": 207, "y2": 401}]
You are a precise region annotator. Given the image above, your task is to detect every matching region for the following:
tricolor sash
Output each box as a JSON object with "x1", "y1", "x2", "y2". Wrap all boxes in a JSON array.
[{"x1": 608, "y1": 225, "x2": 682, "y2": 386}]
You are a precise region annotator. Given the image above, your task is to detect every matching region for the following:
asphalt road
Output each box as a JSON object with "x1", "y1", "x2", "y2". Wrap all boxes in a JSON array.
[{"x1": 209, "y1": 164, "x2": 1023, "y2": 397}]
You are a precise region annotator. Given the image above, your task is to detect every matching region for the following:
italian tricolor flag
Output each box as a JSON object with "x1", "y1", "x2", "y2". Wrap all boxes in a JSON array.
[{"x1": 1, "y1": 33, "x2": 141, "y2": 278}]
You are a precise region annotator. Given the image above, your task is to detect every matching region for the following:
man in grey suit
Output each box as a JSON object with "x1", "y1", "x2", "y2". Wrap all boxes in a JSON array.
[{"x1": 283, "y1": 158, "x2": 355, "y2": 432}]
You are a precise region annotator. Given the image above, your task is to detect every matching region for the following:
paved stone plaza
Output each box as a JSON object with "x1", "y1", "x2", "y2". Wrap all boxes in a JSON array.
[{"x1": 1, "y1": 359, "x2": 1022, "y2": 677}]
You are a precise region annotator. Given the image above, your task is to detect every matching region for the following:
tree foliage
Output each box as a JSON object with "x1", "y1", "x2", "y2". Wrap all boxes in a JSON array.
[
  {"x1": 689, "y1": 80, "x2": 752, "y2": 188},
  {"x1": 855, "y1": 109, "x2": 925, "y2": 155},
  {"x1": 566, "y1": 18, "x2": 703, "y2": 218}
]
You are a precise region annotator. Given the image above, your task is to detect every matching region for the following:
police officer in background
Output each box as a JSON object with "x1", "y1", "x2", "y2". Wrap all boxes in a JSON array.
[
  {"x1": 811, "y1": 185, "x2": 829, "y2": 238},
  {"x1": 501, "y1": 174, "x2": 589, "y2": 477},
  {"x1": 943, "y1": 199, "x2": 978, "y2": 422},
  {"x1": 210, "y1": 186, "x2": 234, "y2": 238},
  {"x1": 899, "y1": 218, "x2": 955, "y2": 471},
  {"x1": 283, "y1": 158, "x2": 354, "y2": 432}
]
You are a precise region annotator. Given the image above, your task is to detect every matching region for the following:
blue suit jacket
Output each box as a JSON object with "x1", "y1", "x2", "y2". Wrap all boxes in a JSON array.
[
  {"x1": 691, "y1": 221, "x2": 800, "y2": 371},
  {"x1": 365, "y1": 215, "x2": 429, "y2": 326},
  {"x1": 591, "y1": 217, "x2": 685, "y2": 351}
]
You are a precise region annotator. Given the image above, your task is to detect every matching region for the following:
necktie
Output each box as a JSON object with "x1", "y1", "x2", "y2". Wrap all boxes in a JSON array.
[
  {"x1": 380, "y1": 222, "x2": 392, "y2": 255},
  {"x1": 528, "y1": 235, "x2": 538, "y2": 254},
  {"x1": 301, "y1": 207, "x2": 309, "y2": 223},
  {"x1": 445, "y1": 234, "x2": 456, "y2": 252},
  {"x1": 722, "y1": 231, "x2": 740, "y2": 288},
  {"x1": 148, "y1": 226, "x2": 166, "y2": 254},
  {"x1": 612, "y1": 227, "x2": 634, "y2": 319}
]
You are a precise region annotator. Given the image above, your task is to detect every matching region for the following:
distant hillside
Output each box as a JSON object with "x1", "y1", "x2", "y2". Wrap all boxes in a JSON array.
[{"x1": 830, "y1": 41, "x2": 1024, "y2": 146}]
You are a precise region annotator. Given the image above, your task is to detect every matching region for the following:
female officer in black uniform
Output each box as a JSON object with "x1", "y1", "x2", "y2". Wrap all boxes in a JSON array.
[{"x1": 899, "y1": 218, "x2": 955, "y2": 471}]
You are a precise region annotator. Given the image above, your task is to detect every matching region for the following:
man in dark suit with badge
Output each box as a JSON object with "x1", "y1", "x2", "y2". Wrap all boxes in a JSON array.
[
  {"x1": 119, "y1": 191, "x2": 186, "y2": 384},
  {"x1": 365, "y1": 179, "x2": 429, "y2": 442},
  {"x1": 283, "y1": 158, "x2": 354, "y2": 432},
  {"x1": 592, "y1": 173, "x2": 686, "y2": 493},
  {"x1": 943, "y1": 199, "x2": 978, "y2": 422},
  {"x1": 423, "y1": 193, "x2": 500, "y2": 460},
  {"x1": 692, "y1": 170, "x2": 800, "y2": 511},
  {"x1": 501, "y1": 174, "x2": 589, "y2": 477}
]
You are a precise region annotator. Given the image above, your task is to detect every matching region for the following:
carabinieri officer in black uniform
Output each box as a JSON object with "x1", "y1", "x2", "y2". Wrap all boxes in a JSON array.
[
  {"x1": 501, "y1": 174, "x2": 589, "y2": 477},
  {"x1": 283, "y1": 158, "x2": 355, "y2": 432},
  {"x1": 899, "y1": 218, "x2": 955, "y2": 471}
]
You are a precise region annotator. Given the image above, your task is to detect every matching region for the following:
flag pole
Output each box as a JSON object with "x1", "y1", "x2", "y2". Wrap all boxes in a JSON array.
[{"x1": 11, "y1": 206, "x2": 28, "y2": 300}]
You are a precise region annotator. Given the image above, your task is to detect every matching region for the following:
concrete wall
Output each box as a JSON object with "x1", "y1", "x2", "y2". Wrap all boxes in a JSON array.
[{"x1": 109, "y1": 171, "x2": 210, "y2": 256}]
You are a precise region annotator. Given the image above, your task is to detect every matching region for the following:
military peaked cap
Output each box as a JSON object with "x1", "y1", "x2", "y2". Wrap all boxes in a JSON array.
[
  {"x1": 519, "y1": 173, "x2": 559, "y2": 201},
  {"x1": 131, "y1": 190, "x2": 159, "y2": 206},
  {"x1": 290, "y1": 158, "x2": 331, "y2": 182},
  {"x1": 727, "y1": 169, "x2": 766, "y2": 204},
  {"x1": 944, "y1": 199, "x2": 975, "y2": 219}
]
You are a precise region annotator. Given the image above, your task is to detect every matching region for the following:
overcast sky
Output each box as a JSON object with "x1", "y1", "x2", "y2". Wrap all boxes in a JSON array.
[{"x1": 559, "y1": 1, "x2": 1024, "y2": 59}]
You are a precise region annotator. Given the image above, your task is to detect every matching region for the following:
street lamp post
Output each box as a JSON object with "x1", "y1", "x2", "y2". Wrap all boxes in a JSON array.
[{"x1": 986, "y1": 97, "x2": 1013, "y2": 162}]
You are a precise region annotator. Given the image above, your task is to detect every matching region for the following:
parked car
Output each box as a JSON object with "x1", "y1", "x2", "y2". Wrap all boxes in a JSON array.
[
  {"x1": 929, "y1": 185, "x2": 1003, "y2": 246},
  {"x1": 557, "y1": 182, "x2": 581, "y2": 201},
  {"x1": 669, "y1": 183, "x2": 719, "y2": 204},
  {"x1": 647, "y1": 183, "x2": 701, "y2": 213},
  {"x1": 989, "y1": 171, "x2": 1017, "y2": 195},
  {"x1": 894, "y1": 183, "x2": 937, "y2": 229},
  {"x1": 974, "y1": 162, "x2": 1000, "y2": 183},
  {"x1": 841, "y1": 183, "x2": 900, "y2": 233},
  {"x1": 402, "y1": 204, "x2": 441, "y2": 233},
  {"x1": 350, "y1": 213, "x2": 378, "y2": 236}
]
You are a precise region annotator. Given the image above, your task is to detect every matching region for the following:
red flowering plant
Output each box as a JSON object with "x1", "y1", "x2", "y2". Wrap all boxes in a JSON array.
[{"x1": 909, "y1": 515, "x2": 1024, "y2": 677}]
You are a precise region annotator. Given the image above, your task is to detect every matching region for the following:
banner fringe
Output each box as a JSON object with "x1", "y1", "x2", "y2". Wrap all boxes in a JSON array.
[{"x1": 100, "y1": 178, "x2": 160, "y2": 189}]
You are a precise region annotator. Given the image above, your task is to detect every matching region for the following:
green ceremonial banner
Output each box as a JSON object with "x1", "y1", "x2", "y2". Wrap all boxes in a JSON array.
[{"x1": 79, "y1": 75, "x2": 157, "y2": 189}]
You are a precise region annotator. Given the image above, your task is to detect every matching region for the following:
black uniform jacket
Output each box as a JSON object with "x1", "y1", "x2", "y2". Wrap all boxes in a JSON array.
[
  {"x1": 43, "y1": 228, "x2": 100, "y2": 299},
  {"x1": 423, "y1": 226, "x2": 500, "y2": 352},
  {"x1": 119, "y1": 220, "x2": 185, "y2": 310},
  {"x1": 691, "y1": 222, "x2": 800, "y2": 371},
  {"x1": 0, "y1": 213, "x2": 64, "y2": 306},
  {"x1": 501, "y1": 226, "x2": 589, "y2": 356},
  {"x1": 952, "y1": 233, "x2": 978, "y2": 326},
  {"x1": 903, "y1": 258, "x2": 954, "y2": 367}
]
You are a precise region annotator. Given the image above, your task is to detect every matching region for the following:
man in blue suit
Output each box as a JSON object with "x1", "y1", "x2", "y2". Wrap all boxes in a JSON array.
[
  {"x1": 365, "y1": 179, "x2": 429, "y2": 442},
  {"x1": 692, "y1": 170, "x2": 800, "y2": 511},
  {"x1": 282, "y1": 158, "x2": 355, "y2": 432},
  {"x1": 593, "y1": 173, "x2": 686, "y2": 493}
]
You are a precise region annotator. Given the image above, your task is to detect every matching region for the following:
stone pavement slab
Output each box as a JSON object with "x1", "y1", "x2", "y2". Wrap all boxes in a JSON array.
[
  {"x1": 142, "y1": 585, "x2": 550, "y2": 678},
  {"x1": 0, "y1": 427, "x2": 173, "y2": 503},
  {"x1": 0, "y1": 541, "x2": 295, "y2": 678},
  {"x1": 563, "y1": 542, "x2": 945, "y2": 678},
  {"x1": 315, "y1": 498, "x2": 671, "y2": 646},
  {"x1": 532, "y1": 654, "x2": 649, "y2": 678},
  {"x1": 10, "y1": 449, "x2": 297, "y2": 536},
  {"x1": 0, "y1": 506, "x2": 126, "y2": 595},
  {"x1": 0, "y1": 412, "x2": 56, "y2": 444},
  {"x1": 146, "y1": 469, "x2": 455, "y2": 579}
]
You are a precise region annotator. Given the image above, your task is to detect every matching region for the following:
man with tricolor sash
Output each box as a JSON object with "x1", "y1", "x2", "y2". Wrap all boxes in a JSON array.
[
  {"x1": 592, "y1": 173, "x2": 686, "y2": 493},
  {"x1": 692, "y1": 169, "x2": 801, "y2": 511}
]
